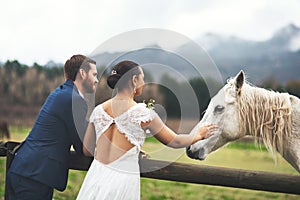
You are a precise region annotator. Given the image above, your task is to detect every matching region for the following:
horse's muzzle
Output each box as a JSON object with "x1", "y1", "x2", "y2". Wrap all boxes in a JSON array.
[
  {"x1": 186, "y1": 146, "x2": 207, "y2": 160},
  {"x1": 186, "y1": 146, "x2": 204, "y2": 160}
]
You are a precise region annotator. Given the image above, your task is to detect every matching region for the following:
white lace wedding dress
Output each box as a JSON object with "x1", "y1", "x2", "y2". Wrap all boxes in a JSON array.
[{"x1": 77, "y1": 103, "x2": 156, "y2": 200}]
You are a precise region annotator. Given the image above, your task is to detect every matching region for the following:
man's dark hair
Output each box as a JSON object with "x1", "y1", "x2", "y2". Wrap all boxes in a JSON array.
[{"x1": 64, "y1": 54, "x2": 96, "y2": 81}]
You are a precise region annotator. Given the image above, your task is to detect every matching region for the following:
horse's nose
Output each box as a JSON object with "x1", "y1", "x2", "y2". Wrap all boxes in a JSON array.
[
  {"x1": 186, "y1": 146, "x2": 207, "y2": 160},
  {"x1": 186, "y1": 146, "x2": 198, "y2": 159}
]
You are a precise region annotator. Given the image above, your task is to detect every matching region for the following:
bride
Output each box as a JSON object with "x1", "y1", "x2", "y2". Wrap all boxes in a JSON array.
[{"x1": 76, "y1": 60, "x2": 217, "y2": 200}]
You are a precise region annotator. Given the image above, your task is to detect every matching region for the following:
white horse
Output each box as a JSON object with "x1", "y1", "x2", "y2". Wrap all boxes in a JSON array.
[{"x1": 186, "y1": 71, "x2": 300, "y2": 173}]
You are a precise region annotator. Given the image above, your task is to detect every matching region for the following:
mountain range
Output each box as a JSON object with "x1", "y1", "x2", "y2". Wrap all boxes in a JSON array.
[
  {"x1": 92, "y1": 23, "x2": 300, "y2": 85},
  {"x1": 197, "y1": 23, "x2": 300, "y2": 84}
]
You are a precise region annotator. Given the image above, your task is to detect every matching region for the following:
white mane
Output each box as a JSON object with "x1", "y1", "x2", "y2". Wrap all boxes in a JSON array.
[{"x1": 237, "y1": 83, "x2": 292, "y2": 159}]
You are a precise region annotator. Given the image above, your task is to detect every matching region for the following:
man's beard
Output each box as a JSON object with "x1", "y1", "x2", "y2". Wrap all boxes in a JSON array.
[{"x1": 83, "y1": 79, "x2": 95, "y2": 94}]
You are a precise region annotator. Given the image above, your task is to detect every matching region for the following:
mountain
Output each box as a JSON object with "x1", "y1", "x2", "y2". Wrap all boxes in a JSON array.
[
  {"x1": 91, "y1": 24, "x2": 300, "y2": 85},
  {"x1": 91, "y1": 46, "x2": 205, "y2": 83},
  {"x1": 45, "y1": 60, "x2": 64, "y2": 68},
  {"x1": 269, "y1": 23, "x2": 300, "y2": 51},
  {"x1": 196, "y1": 23, "x2": 300, "y2": 84}
]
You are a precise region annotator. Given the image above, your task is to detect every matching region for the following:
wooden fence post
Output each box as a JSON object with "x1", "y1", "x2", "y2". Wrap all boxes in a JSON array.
[{"x1": 4, "y1": 141, "x2": 20, "y2": 200}]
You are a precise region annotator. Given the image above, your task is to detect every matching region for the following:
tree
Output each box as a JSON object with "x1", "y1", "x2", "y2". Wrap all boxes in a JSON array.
[
  {"x1": 286, "y1": 80, "x2": 300, "y2": 98},
  {"x1": 189, "y1": 77, "x2": 211, "y2": 118},
  {"x1": 159, "y1": 74, "x2": 181, "y2": 118}
]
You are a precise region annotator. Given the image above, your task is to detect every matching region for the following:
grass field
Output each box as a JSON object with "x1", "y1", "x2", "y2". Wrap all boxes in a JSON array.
[{"x1": 0, "y1": 126, "x2": 299, "y2": 200}]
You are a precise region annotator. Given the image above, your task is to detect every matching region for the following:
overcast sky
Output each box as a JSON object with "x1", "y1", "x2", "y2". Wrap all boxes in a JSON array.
[{"x1": 1, "y1": 0, "x2": 299, "y2": 65}]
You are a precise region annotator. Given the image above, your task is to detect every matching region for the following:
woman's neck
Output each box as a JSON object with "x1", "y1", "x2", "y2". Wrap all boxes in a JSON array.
[{"x1": 113, "y1": 90, "x2": 134, "y2": 101}]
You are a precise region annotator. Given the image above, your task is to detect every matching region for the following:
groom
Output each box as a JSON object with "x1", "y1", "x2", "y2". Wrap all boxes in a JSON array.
[{"x1": 6, "y1": 54, "x2": 98, "y2": 199}]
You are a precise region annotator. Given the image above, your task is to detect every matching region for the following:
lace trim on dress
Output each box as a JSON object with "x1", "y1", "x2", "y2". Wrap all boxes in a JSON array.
[{"x1": 89, "y1": 103, "x2": 157, "y2": 149}]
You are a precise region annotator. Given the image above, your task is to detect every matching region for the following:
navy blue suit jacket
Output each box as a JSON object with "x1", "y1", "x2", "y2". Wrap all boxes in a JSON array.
[{"x1": 9, "y1": 80, "x2": 88, "y2": 191}]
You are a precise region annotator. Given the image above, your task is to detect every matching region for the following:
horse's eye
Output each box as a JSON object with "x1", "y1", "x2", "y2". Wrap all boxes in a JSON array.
[{"x1": 214, "y1": 105, "x2": 224, "y2": 114}]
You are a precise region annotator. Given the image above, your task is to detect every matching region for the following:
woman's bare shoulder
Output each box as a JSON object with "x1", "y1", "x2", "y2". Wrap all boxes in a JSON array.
[{"x1": 101, "y1": 99, "x2": 112, "y2": 108}]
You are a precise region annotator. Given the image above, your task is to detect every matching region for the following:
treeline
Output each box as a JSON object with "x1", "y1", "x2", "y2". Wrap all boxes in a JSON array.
[
  {"x1": 260, "y1": 75, "x2": 300, "y2": 97},
  {"x1": 0, "y1": 60, "x2": 300, "y2": 125},
  {"x1": 0, "y1": 60, "x2": 64, "y2": 105}
]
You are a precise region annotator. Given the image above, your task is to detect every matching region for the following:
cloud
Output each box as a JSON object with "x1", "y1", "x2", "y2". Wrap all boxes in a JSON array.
[{"x1": 0, "y1": 0, "x2": 299, "y2": 65}]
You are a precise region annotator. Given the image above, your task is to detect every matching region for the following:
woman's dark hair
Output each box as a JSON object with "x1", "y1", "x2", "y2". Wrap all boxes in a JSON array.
[
  {"x1": 107, "y1": 60, "x2": 140, "y2": 90},
  {"x1": 64, "y1": 54, "x2": 96, "y2": 81}
]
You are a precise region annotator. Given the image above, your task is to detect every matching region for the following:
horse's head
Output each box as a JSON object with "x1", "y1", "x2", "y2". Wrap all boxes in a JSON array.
[{"x1": 187, "y1": 70, "x2": 246, "y2": 160}]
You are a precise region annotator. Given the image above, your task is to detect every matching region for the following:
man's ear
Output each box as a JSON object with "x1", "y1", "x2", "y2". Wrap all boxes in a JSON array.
[
  {"x1": 79, "y1": 68, "x2": 86, "y2": 79},
  {"x1": 235, "y1": 70, "x2": 244, "y2": 95},
  {"x1": 132, "y1": 75, "x2": 137, "y2": 84}
]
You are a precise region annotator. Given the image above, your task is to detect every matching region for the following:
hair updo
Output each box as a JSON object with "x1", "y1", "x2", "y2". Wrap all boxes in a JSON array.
[{"x1": 107, "y1": 60, "x2": 141, "y2": 90}]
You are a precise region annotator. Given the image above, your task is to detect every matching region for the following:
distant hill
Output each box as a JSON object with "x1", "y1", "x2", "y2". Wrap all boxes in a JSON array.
[
  {"x1": 44, "y1": 60, "x2": 64, "y2": 68},
  {"x1": 91, "y1": 24, "x2": 300, "y2": 85},
  {"x1": 196, "y1": 23, "x2": 300, "y2": 84}
]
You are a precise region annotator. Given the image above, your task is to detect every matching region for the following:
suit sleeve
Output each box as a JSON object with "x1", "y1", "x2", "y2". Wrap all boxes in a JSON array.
[{"x1": 66, "y1": 94, "x2": 88, "y2": 155}]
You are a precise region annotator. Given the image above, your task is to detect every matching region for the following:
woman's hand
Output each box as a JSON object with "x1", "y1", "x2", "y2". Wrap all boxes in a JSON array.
[{"x1": 197, "y1": 124, "x2": 218, "y2": 140}]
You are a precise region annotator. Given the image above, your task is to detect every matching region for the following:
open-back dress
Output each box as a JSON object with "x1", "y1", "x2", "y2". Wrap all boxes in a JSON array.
[{"x1": 76, "y1": 103, "x2": 156, "y2": 200}]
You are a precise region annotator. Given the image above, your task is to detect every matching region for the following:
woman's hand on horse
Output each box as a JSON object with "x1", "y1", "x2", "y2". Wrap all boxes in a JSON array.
[{"x1": 198, "y1": 124, "x2": 218, "y2": 140}]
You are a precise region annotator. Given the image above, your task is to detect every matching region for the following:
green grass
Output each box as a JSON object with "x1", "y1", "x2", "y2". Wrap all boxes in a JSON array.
[
  {"x1": 0, "y1": 158, "x2": 5, "y2": 198},
  {"x1": 140, "y1": 179, "x2": 299, "y2": 200},
  {"x1": 0, "y1": 127, "x2": 299, "y2": 200}
]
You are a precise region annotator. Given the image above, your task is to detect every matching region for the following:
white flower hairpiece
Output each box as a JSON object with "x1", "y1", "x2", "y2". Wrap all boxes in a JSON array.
[{"x1": 111, "y1": 70, "x2": 117, "y2": 75}]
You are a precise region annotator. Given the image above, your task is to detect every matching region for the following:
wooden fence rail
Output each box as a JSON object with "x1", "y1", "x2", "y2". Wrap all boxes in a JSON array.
[{"x1": 1, "y1": 141, "x2": 300, "y2": 199}]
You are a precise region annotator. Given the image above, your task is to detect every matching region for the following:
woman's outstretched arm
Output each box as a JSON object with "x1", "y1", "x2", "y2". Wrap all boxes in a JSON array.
[{"x1": 145, "y1": 115, "x2": 217, "y2": 148}]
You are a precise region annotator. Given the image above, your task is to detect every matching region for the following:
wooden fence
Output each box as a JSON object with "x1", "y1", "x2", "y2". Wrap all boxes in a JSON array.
[{"x1": 1, "y1": 141, "x2": 300, "y2": 199}]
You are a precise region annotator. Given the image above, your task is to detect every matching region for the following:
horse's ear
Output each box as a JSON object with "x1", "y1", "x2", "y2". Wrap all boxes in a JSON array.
[{"x1": 235, "y1": 70, "x2": 244, "y2": 95}]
